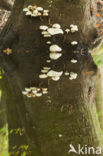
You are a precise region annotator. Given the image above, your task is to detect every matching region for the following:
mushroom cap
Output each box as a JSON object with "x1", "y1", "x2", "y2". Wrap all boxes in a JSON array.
[
  {"x1": 42, "y1": 90, "x2": 48, "y2": 94},
  {"x1": 46, "y1": 41, "x2": 51, "y2": 44},
  {"x1": 71, "y1": 59, "x2": 77, "y2": 63},
  {"x1": 43, "y1": 10, "x2": 49, "y2": 13},
  {"x1": 47, "y1": 70, "x2": 63, "y2": 77},
  {"x1": 35, "y1": 93, "x2": 42, "y2": 97},
  {"x1": 32, "y1": 90, "x2": 37, "y2": 94},
  {"x1": 43, "y1": 12, "x2": 49, "y2": 16},
  {"x1": 71, "y1": 41, "x2": 78, "y2": 45},
  {"x1": 70, "y1": 24, "x2": 78, "y2": 32},
  {"x1": 46, "y1": 60, "x2": 51, "y2": 63},
  {"x1": 25, "y1": 11, "x2": 32, "y2": 15},
  {"x1": 41, "y1": 31, "x2": 49, "y2": 35},
  {"x1": 52, "y1": 24, "x2": 61, "y2": 29},
  {"x1": 49, "y1": 53, "x2": 62, "y2": 60},
  {"x1": 52, "y1": 76, "x2": 60, "y2": 81},
  {"x1": 49, "y1": 44, "x2": 62, "y2": 52},
  {"x1": 25, "y1": 88, "x2": 31, "y2": 92},
  {"x1": 36, "y1": 7, "x2": 43, "y2": 11},
  {"x1": 23, "y1": 8, "x2": 29, "y2": 12},
  {"x1": 22, "y1": 91, "x2": 28, "y2": 95},
  {"x1": 44, "y1": 34, "x2": 51, "y2": 37},
  {"x1": 47, "y1": 28, "x2": 64, "y2": 35},
  {"x1": 64, "y1": 72, "x2": 69, "y2": 76},
  {"x1": 41, "y1": 69, "x2": 48, "y2": 73},
  {"x1": 65, "y1": 29, "x2": 70, "y2": 33},
  {"x1": 31, "y1": 14, "x2": 37, "y2": 17},
  {"x1": 69, "y1": 72, "x2": 78, "y2": 79},
  {"x1": 39, "y1": 74, "x2": 48, "y2": 79},
  {"x1": 37, "y1": 12, "x2": 42, "y2": 16},
  {"x1": 33, "y1": 9, "x2": 38, "y2": 14},
  {"x1": 28, "y1": 5, "x2": 33, "y2": 9},
  {"x1": 43, "y1": 67, "x2": 51, "y2": 70},
  {"x1": 40, "y1": 25, "x2": 48, "y2": 30}
]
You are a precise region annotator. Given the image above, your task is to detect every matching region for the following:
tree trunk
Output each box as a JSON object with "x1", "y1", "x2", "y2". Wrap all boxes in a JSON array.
[{"x1": 0, "y1": 0, "x2": 103, "y2": 155}]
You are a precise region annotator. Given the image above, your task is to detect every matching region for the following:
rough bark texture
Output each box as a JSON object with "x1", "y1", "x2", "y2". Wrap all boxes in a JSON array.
[
  {"x1": 0, "y1": 0, "x2": 103, "y2": 155},
  {"x1": 0, "y1": 0, "x2": 13, "y2": 10},
  {"x1": 95, "y1": 66, "x2": 103, "y2": 130}
]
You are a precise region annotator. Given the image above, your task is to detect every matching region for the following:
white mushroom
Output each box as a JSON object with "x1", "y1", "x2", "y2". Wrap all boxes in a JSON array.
[
  {"x1": 43, "y1": 10, "x2": 49, "y2": 13},
  {"x1": 40, "y1": 25, "x2": 48, "y2": 30},
  {"x1": 47, "y1": 28, "x2": 64, "y2": 35},
  {"x1": 23, "y1": 8, "x2": 29, "y2": 12},
  {"x1": 33, "y1": 9, "x2": 38, "y2": 14},
  {"x1": 49, "y1": 53, "x2": 62, "y2": 60},
  {"x1": 41, "y1": 69, "x2": 48, "y2": 73},
  {"x1": 64, "y1": 72, "x2": 69, "y2": 76},
  {"x1": 31, "y1": 14, "x2": 37, "y2": 17},
  {"x1": 37, "y1": 12, "x2": 42, "y2": 16},
  {"x1": 22, "y1": 91, "x2": 28, "y2": 95},
  {"x1": 36, "y1": 88, "x2": 41, "y2": 91},
  {"x1": 39, "y1": 74, "x2": 48, "y2": 79},
  {"x1": 71, "y1": 41, "x2": 78, "y2": 45},
  {"x1": 70, "y1": 24, "x2": 78, "y2": 32},
  {"x1": 46, "y1": 60, "x2": 51, "y2": 63},
  {"x1": 46, "y1": 41, "x2": 51, "y2": 44},
  {"x1": 32, "y1": 90, "x2": 37, "y2": 94},
  {"x1": 52, "y1": 76, "x2": 60, "y2": 81},
  {"x1": 25, "y1": 11, "x2": 32, "y2": 16},
  {"x1": 71, "y1": 59, "x2": 77, "y2": 63},
  {"x1": 65, "y1": 29, "x2": 70, "y2": 33},
  {"x1": 25, "y1": 88, "x2": 31, "y2": 92},
  {"x1": 30, "y1": 87, "x2": 37, "y2": 90},
  {"x1": 28, "y1": 5, "x2": 33, "y2": 9},
  {"x1": 43, "y1": 67, "x2": 51, "y2": 70},
  {"x1": 49, "y1": 44, "x2": 62, "y2": 52},
  {"x1": 52, "y1": 24, "x2": 61, "y2": 29},
  {"x1": 69, "y1": 72, "x2": 78, "y2": 80},
  {"x1": 43, "y1": 12, "x2": 49, "y2": 16},
  {"x1": 35, "y1": 93, "x2": 42, "y2": 97},
  {"x1": 42, "y1": 90, "x2": 48, "y2": 94},
  {"x1": 58, "y1": 134, "x2": 63, "y2": 138},
  {"x1": 47, "y1": 70, "x2": 63, "y2": 77},
  {"x1": 41, "y1": 31, "x2": 49, "y2": 35},
  {"x1": 36, "y1": 7, "x2": 43, "y2": 11},
  {"x1": 44, "y1": 34, "x2": 51, "y2": 37}
]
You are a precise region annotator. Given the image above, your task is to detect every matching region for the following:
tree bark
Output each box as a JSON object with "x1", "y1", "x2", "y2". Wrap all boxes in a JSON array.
[
  {"x1": 0, "y1": 0, "x2": 103, "y2": 155},
  {"x1": 0, "y1": 0, "x2": 13, "y2": 10},
  {"x1": 95, "y1": 66, "x2": 103, "y2": 130}
]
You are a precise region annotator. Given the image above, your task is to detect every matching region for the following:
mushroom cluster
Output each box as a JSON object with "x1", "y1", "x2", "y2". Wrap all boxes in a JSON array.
[
  {"x1": 23, "y1": 5, "x2": 49, "y2": 17},
  {"x1": 40, "y1": 23, "x2": 64, "y2": 38},
  {"x1": 49, "y1": 44, "x2": 62, "y2": 60},
  {"x1": 39, "y1": 66, "x2": 63, "y2": 81},
  {"x1": 22, "y1": 87, "x2": 48, "y2": 98},
  {"x1": 21, "y1": 12, "x2": 80, "y2": 98},
  {"x1": 39, "y1": 67, "x2": 51, "y2": 79}
]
